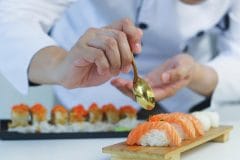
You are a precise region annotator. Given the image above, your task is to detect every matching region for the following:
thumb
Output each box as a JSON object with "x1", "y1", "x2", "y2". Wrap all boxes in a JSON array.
[{"x1": 144, "y1": 73, "x2": 162, "y2": 87}]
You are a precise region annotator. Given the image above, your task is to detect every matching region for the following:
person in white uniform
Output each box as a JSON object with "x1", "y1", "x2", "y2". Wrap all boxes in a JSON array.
[{"x1": 0, "y1": 0, "x2": 240, "y2": 114}]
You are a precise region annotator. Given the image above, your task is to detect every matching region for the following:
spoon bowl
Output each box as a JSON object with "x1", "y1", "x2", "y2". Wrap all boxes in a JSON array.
[
  {"x1": 133, "y1": 77, "x2": 155, "y2": 110},
  {"x1": 131, "y1": 56, "x2": 155, "y2": 110}
]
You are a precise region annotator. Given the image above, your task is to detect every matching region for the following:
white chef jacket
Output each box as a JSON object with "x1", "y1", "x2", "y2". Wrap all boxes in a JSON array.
[{"x1": 0, "y1": 0, "x2": 240, "y2": 112}]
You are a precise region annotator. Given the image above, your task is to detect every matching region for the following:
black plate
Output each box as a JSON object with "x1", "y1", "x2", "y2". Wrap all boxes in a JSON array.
[{"x1": 0, "y1": 120, "x2": 129, "y2": 140}]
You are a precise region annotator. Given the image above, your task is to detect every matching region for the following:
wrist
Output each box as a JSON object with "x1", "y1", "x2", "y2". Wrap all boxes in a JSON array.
[
  {"x1": 50, "y1": 48, "x2": 69, "y2": 85},
  {"x1": 188, "y1": 62, "x2": 218, "y2": 96},
  {"x1": 28, "y1": 46, "x2": 68, "y2": 85},
  {"x1": 189, "y1": 62, "x2": 202, "y2": 87}
]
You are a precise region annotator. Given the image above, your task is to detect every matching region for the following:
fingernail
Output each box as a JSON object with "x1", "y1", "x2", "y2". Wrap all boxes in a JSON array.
[
  {"x1": 135, "y1": 43, "x2": 142, "y2": 53},
  {"x1": 111, "y1": 69, "x2": 120, "y2": 76},
  {"x1": 122, "y1": 65, "x2": 131, "y2": 73},
  {"x1": 137, "y1": 28, "x2": 143, "y2": 36},
  {"x1": 162, "y1": 73, "x2": 170, "y2": 83}
]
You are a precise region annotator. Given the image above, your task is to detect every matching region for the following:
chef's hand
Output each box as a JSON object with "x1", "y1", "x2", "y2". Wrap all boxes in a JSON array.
[
  {"x1": 111, "y1": 54, "x2": 218, "y2": 101},
  {"x1": 28, "y1": 18, "x2": 143, "y2": 88}
]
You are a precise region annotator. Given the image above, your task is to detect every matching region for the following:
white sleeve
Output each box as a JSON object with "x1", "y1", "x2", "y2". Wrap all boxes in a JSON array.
[
  {"x1": 207, "y1": 0, "x2": 240, "y2": 106},
  {"x1": 0, "y1": 0, "x2": 75, "y2": 95}
]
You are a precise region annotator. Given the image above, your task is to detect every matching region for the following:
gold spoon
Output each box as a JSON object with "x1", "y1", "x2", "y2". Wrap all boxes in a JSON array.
[{"x1": 131, "y1": 56, "x2": 155, "y2": 110}]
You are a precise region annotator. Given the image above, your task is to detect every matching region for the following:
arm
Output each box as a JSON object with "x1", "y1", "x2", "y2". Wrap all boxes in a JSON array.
[
  {"x1": 206, "y1": 0, "x2": 240, "y2": 104},
  {"x1": 0, "y1": 0, "x2": 142, "y2": 94},
  {"x1": 188, "y1": 63, "x2": 218, "y2": 96},
  {"x1": 111, "y1": 0, "x2": 240, "y2": 103},
  {"x1": 28, "y1": 20, "x2": 143, "y2": 89},
  {"x1": 111, "y1": 53, "x2": 218, "y2": 101},
  {"x1": 28, "y1": 46, "x2": 67, "y2": 86},
  {"x1": 0, "y1": 0, "x2": 74, "y2": 94}
]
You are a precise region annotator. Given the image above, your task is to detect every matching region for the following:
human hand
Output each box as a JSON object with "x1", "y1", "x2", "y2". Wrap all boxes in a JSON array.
[
  {"x1": 58, "y1": 18, "x2": 143, "y2": 88},
  {"x1": 28, "y1": 18, "x2": 142, "y2": 88},
  {"x1": 111, "y1": 54, "x2": 198, "y2": 101}
]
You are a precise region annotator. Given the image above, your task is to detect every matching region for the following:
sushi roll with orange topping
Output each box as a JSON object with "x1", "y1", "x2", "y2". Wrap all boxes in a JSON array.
[
  {"x1": 8, "y1": 104, "x2": 30, "y2": 128},
  {"x1": 51, "y1": 105, "x2": 68, "y2": 125},
  {"x1": 69, "y1": 104, "x2": 88, "y2": 123},
  {"x1": 119, "y1": 105, "x2": 137, "y2": 119},
  {"x1": 115, "y1": 105, "x2": 140, "y2": 130},
  {"x1": 30, "y1": 103, "x2": 47, "y2": 124},
  {"x1": 127, "y1": 121, "x2": 182, "y2": 147},
  {"x1": 102, "y1": 103, "x2": 119, "y2": 124},
  {"x1": 88, "y1": 103, "x2": 103, "y2": 123}
]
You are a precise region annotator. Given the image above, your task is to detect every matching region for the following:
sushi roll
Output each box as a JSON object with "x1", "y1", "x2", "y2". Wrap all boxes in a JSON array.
[
  {"x1": 119, "y1": 105, "x2": 137, "y2": 119},
  {"x1": 8, "y1": 104, "x2": 30, "y2": 128},
  {"x1": 127, "y1": 121, "x2": 182, "y2": 147},
  {"x1": 88, "y1": 103, "x2": 103, "y2": 123},
  {"x1": 30, "y1": 103, "x2": 47, "y2": 124},
  {"x1": 51, "y1": 105, "x2": 68, "y2": 125},
  {"x1": 102, "y1": 103, "x2": 119, "y2": 124},
  {"x1": 69, "y1": 104, "x2": 88, "y2": 124},
  {"x1": 149, "y1": 113, "x2": 196, "y2": 139},
  {"x1": 116, "y1": 105, "x2": 139, "y2": 129}
]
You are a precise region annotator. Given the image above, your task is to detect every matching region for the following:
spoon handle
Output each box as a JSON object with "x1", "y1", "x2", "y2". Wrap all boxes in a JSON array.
[{"x1": 132, "y1": 57, "x2": 139, "y2": 83}]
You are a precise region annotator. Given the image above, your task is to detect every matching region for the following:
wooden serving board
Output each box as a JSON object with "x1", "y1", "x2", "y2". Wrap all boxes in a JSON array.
[{"x1": 102, "y1": 125, "x2": 233, "y2": 160}]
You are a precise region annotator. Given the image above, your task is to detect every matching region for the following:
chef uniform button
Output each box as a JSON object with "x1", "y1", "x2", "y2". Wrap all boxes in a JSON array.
[
  {"x1": 138, "y1": 22, "x2": 148, "y2": 29},
  {"x1": 196, "y1": 31, "x2": 204, "y2": 37}
]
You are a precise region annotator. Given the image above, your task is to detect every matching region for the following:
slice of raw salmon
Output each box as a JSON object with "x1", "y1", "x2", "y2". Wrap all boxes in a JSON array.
[{"x1": 126, "y1": 121, "x2": 182, "y2": 146}]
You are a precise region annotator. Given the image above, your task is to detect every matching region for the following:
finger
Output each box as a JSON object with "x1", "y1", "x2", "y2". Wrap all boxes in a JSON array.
[
  {"x1": 161, "y1": 66, "x2": 191, "y2": 84},
  {"x1": 172, "y1": 79, "x2": 189, "y2": 91},
  {"x1": 123, "y1": 26, "x2": 142, "y2": 53},
  {"x1": 145, "y1": 71, "x2": 163, "y2": 88},
  {"x1": 103, "y1": 29, "x2": 133, "y2": 73},
  {"x1": 73, "y1": 47, "x2": 110, "y2": 75},
  {"x1": 153, "y1": 79, "x2": 188, "y2": 101},
  {"x1": 111, "y1": 78, "x2": 127, "y2": 87},
  {"x1": 126, "y1": 81, "x2": 133, "y2": 90},
  {"x1": 88, "y1": 35, "x2": 121, "y2": 75},
  {"x1": 107, "y1": 18, "x2": 142, "y2": 53},
  {"x1": 111, "y1": 78, "x2": 134, "y2": 99}
]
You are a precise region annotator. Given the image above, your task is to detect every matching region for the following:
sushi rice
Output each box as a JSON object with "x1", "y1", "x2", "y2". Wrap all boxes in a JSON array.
[{"x1": 127, "y1": 111, "x2": 220, "y2": 147}]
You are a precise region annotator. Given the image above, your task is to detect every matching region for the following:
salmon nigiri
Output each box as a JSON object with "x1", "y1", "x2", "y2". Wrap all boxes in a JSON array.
[
  {"x1": 127, "y1": 121, "x2": 182, "y2": 147},
  {"x1": 149, "y1": 113, "x2": 196, "y2": 139},
  {"x1": 172, "y1": 113, "x2": 204, "y2": 136}
]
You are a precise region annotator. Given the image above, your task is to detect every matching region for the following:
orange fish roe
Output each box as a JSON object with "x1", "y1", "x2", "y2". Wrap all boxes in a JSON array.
[
  {"x1": 69, "y1": 104, "x2": 88, "y2": 123},
  {"x1": 88, "y1": 103, "x2": 100, "y2": 111},
  {"x1": 12, "y1": 104, "x2": 29, "y2": 114},
  {"x1": 71, "y1": 104, "x2": 88, "y2": 117},
  {"x1": 88, "y1": 103, "x2": 103, "y2": 123},
  {"x1": 119, "y1": 105, "x2": 137, "y2": 115},
  {"x1": 102, "y1": 103, "x2": 117, "y2": 112},
  {"x1": 30, "y1": 103, "x2": 47, "y2": 121},
  {"x1": 51, "y1": 105, "x2": 68, "y2": 114}
]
